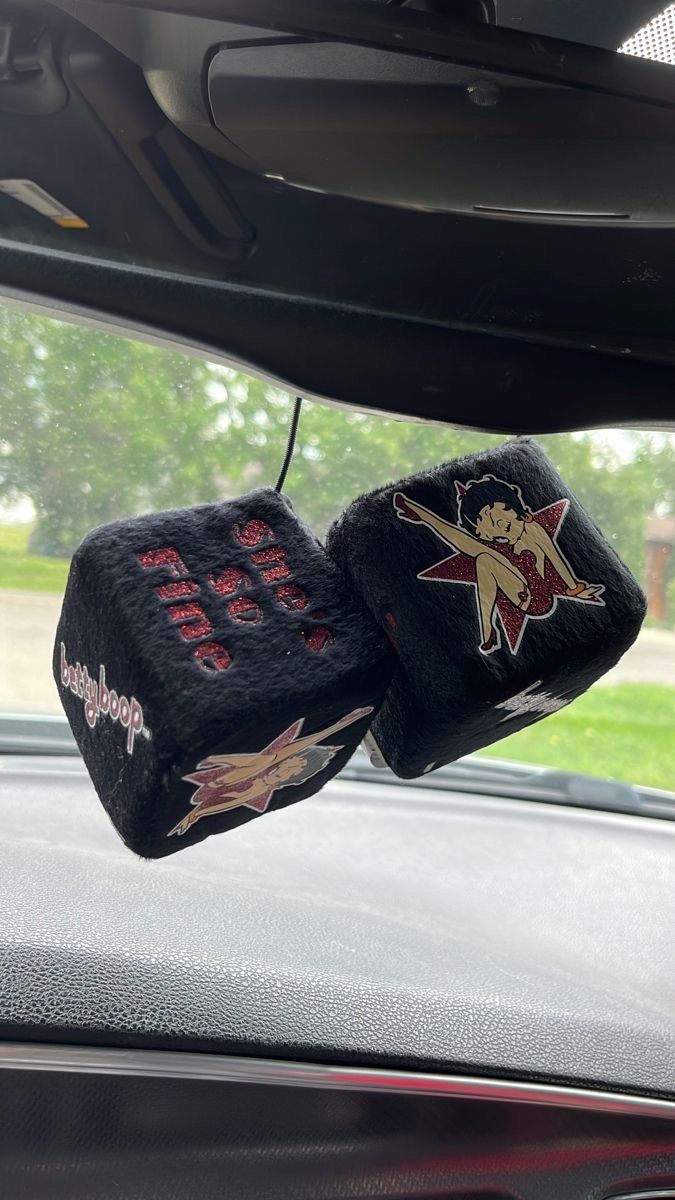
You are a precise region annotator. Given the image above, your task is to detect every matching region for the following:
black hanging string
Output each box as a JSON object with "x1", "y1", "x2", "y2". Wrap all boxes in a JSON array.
[{"x1": 275, "y1": 396, "x2": 303, "y2": 492}]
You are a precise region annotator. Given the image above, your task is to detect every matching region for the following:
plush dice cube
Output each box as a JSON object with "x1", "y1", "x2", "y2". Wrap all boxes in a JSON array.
[
  {"x1": 54, "y1": 488, "x2": 394, "y2": 857},
  {"x1": 327, "y1": 439, "x2": 646, "y2": 777}
]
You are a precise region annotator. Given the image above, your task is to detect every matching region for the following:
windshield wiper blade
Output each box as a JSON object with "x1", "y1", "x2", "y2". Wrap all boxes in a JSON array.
[
  {"x1": 340, "y1": 750, "x2": 675, "y2": 821},
  {"x1": 500, "y1": 766, "x2": 675, "y2": 821},
  {"x1": 0, "y1": 714, "x2": 78, "y2": 756}
]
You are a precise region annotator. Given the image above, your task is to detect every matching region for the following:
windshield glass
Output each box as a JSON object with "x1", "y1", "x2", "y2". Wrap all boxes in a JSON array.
[{"x1": 1, "y1": 305, "x2": 673, "y2": 791}]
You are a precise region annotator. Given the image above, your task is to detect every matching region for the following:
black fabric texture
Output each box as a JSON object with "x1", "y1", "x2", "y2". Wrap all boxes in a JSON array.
[
  {"x1": 327, "y1": 439, "x2": 646, "y2": 777},
  {"x1": 53, "y1": 488, "x2": 394, "y2": 857}
]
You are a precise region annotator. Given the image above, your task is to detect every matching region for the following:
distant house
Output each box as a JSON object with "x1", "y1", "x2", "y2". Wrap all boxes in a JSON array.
[{"x1": 645, "y1": 513, "x2": 675, "y2": 622}]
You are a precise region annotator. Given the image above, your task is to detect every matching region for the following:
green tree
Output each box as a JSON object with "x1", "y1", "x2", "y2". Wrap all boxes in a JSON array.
[
  {"x1": 0, "y1": 308, "x2": 242, "y2": 555},
  {"x1": 0, "y1": 304, "x2": 673, "y2": 603},
  {"x1": 0, "y1": 306, "x2": 496, "y2": 552}
]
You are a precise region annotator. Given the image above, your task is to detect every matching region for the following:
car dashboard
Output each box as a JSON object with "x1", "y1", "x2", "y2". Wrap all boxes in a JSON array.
[{"x1": 1, "y1": 753, "x2": 673, "y2": 1198}]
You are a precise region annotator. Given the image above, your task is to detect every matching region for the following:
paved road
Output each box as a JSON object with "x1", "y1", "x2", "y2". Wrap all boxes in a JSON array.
[
  {"x1": 0, "y1": 590, "x2": 63, "y2": 713},
  {"x1": 0, "y1": 588, "x2": 674, "y2": 714},
  {"x1": 602, "y1": 626, "x2": 675, "y2": 687}
]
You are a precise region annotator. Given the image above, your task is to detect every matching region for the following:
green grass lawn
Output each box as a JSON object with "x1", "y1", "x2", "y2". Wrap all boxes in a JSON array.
[
  {"x1": 479, "y1": 682, "x2": 675, "y2": 792},
  {"x1": 0, "y1": 524, "x2": 69, "y2": 592}
]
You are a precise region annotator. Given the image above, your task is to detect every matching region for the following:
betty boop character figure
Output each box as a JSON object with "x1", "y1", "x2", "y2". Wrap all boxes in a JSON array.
[
  {"x1": 169, "y1": 706, "x2": 372, "y2": 835},
  {"x1": 394, "y1": 475, "x2": 604, "y2": 655}
]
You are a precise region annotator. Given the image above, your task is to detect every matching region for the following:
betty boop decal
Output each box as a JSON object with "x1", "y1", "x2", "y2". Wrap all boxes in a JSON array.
[
  {"x1": 394, "y1": 474, "x2": 605, "y2": 655},
  {"x1": 169, "y1": 706, "x2": 372, "y2": 836}
]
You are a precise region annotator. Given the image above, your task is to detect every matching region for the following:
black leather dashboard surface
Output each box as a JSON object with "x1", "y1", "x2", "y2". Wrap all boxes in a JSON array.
[{"x1": 0, "y1": 756, "x2": 673, "y2": 1097}]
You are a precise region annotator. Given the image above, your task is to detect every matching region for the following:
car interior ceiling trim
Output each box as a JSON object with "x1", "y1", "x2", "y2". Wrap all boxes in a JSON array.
[
  {"x1": 0, "y1": 1043, "x2": 674, "y2": 1119},
  {"x1": 2, "y1": 256, "x2": 675, "y2": 433},
  {"x1": 101, "y1": 0, "x2": 675, "y2": 109},
  {"x1": 0, "y1": 283, "x2": 410, "y2": 426},
  {"x1": 0, "y1": 269, "x2": 657, "y2": 366}
]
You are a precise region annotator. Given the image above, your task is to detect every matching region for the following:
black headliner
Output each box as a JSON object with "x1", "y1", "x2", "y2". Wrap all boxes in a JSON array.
[{"x1": 1, "y1": 0, "x2": 674, "y2": 431}]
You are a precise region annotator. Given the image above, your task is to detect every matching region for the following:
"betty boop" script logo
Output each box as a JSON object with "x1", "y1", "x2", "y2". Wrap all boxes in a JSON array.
[{"x1": 59, "y1": 643, "x2": 147, "y2": 754}]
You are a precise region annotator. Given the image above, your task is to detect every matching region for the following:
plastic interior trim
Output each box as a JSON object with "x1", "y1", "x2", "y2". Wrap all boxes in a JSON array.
[
  {"x1": 1, "y1": 255, "x2": 674, "y2": 433},
  {"x1": 1, "y1": 1044, "x2": 674, "y2": 1120}
]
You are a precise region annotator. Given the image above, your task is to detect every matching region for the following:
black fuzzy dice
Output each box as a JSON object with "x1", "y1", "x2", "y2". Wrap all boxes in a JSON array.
[
  {"x1": 54, "y1": 488, "x2": 394, "y2": 857},
  {"x1": 327, "y1": 439, "x2": 646, "y2": 777}
]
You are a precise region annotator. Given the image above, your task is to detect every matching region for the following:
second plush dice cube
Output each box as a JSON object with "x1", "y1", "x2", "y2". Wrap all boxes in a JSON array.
[{"x1": 327, "y1": 439, "x2": 646, "y2": 777}]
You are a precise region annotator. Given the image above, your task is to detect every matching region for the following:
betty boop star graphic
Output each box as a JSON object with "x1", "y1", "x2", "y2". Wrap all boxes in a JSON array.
[
  {"x1": 393, "y1": 475, "x2": 605, "y2": 656},
  {"x1": 168, "y1": 706, "x2": 373, "y2": 836}
]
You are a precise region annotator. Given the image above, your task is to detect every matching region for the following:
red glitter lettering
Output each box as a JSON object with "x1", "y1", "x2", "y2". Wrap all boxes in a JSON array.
[
  {"x1": 208, "y1": 566, "x2": 251, "y2": 597},
  {"x1": 302, "y1": 626, "x2": 335, "y2": 652},
  {"x1": 261, "y1": 564, "x2": 289, "y2": 583},
  {"x1": 232, "y1": 519, "x2": 274, "y2": 547},
  {"x1": 166, "y1": 601, "x2": 213, "y2": 641},
  {"x1": 250, "y1": 545, "x2": 291, "y2": 583},
  {"x1": 136, "y1": 522, "x2": 339, "y2": 660},
  {"x1": 154, "y1": 580, "x2": 200, "y2": 602},
  {"x1": 137, "y1": 547, "x2": 188, "y2": 578},
  {"x1": 180, "y1": 618, "x2": 214, "y2": 641},
  {"x1": 227, "y1": 596, "x2": 263, "y2": 624},
  {"x1": 274, "y1": 583, "x2": 309, "y2": 610},
  {"x1": 167, "y1": 602, "x2": 202, "y2": 623},
  {"x1": 194, "y1": 642, "x2": 232, "y2": 672}
]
